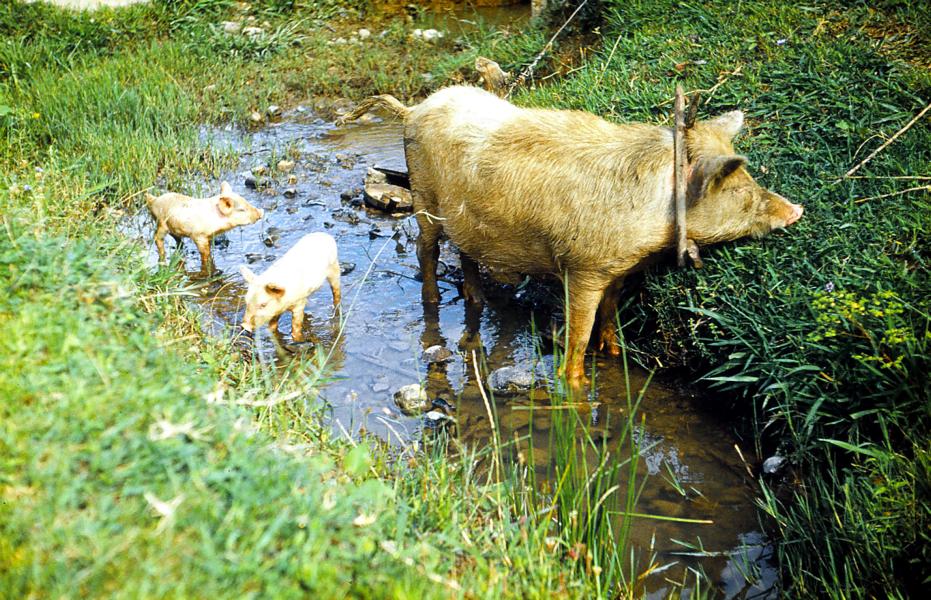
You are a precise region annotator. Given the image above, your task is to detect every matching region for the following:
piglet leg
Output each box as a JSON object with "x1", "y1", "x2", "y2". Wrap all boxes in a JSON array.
[
  {"x1": 193, "y1": 236, "x2": 213, "y2": 275},
  {"x1": 290, "y1": 301, "x2": 307, "y2": 342},
  {"x1": 154, "y1": 222, "x2": 169, "y2": 264},
  {"x1": 327, "y1": 262, "x2": 342, "y2": 315}
]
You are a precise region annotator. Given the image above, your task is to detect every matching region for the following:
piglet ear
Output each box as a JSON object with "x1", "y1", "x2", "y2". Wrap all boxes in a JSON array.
[
  {"x1": 265, "y1": 283, "x2": 286, "y2": 298},
  {"x1": 217, "y1": 195, "x2": 234, "y2": 216},
  {"x1": 220, "y1": 181, "x2": 233, "y2": 194},
  {"x1": 239, "y1": 265, "x2": 256, "y2": 284},
  {"x1": 709, "y1": 110, "x2": 744, "y2": 139}
]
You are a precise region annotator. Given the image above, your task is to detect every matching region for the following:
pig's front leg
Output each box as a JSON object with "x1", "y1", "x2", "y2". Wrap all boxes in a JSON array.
[
  {"x1": 559, "y1": 275, "x2": 607, "y2": 386},
  {"x1": 193, "y1": 236, "x2": 213, "y2": 275},
  {"x1": 461, "y1": 252, "x2": 484, "y2": 305},
  {"x1": 596, "y1": 277, "x2": 625, "y2": 357},
  {"x1": 685, "y1": 239, "x2": 704, "y2": 269},
  {"x1": 415, "y1": 209, "x2": 442, "y2": 304},
  {"x1": 268, "y1": 314, "x2": 280, "y2": 336},
  {"x1": 290, "y1": 300, "x2": 307, "y2": 342}
]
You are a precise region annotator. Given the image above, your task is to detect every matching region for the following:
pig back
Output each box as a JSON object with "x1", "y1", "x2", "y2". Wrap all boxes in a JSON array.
[{"x1": 407, "y1": 90, "x2": 675, "y2": 277}]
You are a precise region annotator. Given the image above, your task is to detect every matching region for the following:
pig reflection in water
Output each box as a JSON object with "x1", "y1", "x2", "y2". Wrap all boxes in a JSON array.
[
  {"x1": 239, "y1": 232, "x2": 342, "y2": 342},
  {"x1": 146, "y1": 181, "x2": 263, "y2": 274}
]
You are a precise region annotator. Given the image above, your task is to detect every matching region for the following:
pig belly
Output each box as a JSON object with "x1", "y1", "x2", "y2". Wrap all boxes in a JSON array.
[{"x1": 437, "y1": 197, "x2": 558, "y2": 275}]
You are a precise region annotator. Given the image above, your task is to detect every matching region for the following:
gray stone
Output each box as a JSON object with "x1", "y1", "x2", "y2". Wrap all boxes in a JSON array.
[
  {"x1": 393, "y1": 384, "x2": 428, "y2": 416},
  {"x1": 262, "y1": 227, "x2": 281, "y2": 248},
  {"x1": 339, "y1": 262, "x2": 356, "y2": 275},
  {"x1": 487, "y1": 366, "x2": 537, "y2": 396},
  {"x1": 423, "y1": 345, "x2": 453, "y2": 364},
  {"x1": 762, "y1": 455, "x2": 787, "y2": 475},
  {"x1": 283, "y1": 188, "x2": 297, "y2": 198},
  {"x1": 222, "y1": 21, "x2": 242, "y2": 34},
  {"x1": 266, "y1": 104, "x2": 281, "y2": 118}
]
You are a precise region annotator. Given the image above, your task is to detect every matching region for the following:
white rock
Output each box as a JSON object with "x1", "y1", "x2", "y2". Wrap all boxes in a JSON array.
[
  {"x1": 421, "y1": 29, "x2": 443, "y2": 42},
  {"x1": 357, "y1": 28, "x2": 371, "y2": 39},
  {"x1": 762, "y1": 455, "x2": 787, "y2": 475},
  {"x1": 242, "y1": 26, "x2": 264, "y2": 36},
  {"x1": 222, "y1": 21, "x2": 241, "y2": 34}
]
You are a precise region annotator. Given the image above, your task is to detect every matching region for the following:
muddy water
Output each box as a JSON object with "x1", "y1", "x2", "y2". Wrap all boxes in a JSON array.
[
  {"x1": 373, "y1": 0, "x2": 531, "y2": 33},
  {"x1": 121, "y1": 112, "x2": 774, "y2": 598}
]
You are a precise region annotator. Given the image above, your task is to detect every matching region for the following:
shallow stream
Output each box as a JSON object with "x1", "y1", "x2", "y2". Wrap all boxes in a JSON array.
[{"x1": 121, "y1": 111, "x2": 776, "y2": 598}]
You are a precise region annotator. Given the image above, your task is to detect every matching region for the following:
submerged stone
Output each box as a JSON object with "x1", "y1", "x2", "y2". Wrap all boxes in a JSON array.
[{"x1": 393, "y1": 384, "x2": 428, "y2": 416}]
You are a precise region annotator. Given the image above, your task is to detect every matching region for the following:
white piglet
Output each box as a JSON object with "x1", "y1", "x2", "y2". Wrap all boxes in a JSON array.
[{"x1": 239, "y1": 233, "x2": 342, "y2": 341}]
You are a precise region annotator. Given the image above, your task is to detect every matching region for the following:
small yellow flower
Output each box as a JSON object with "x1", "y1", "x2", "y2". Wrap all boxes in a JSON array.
[{"x1": 32, "y1": 112, "x2": 40, "y2": 119}]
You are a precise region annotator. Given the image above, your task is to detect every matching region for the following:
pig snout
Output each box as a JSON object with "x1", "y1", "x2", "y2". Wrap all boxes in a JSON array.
[{"x1": 766, "y1": 192, "x2": 804, "y2": 229}]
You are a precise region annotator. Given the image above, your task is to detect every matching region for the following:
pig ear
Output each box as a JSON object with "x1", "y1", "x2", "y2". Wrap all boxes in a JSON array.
[
  {"x1": 220, "y1": 181, "x2": 232, "y2": 194},
  {"x1": 264, "y1": 283, "x2": 286, "y2": 298},
  {"x1": 239, "y1": 265, "x2": 256, "y2": 284},
  {"x1": 688, "y1": 155, "x2": 747, "y2": 202},
  {"x1": 217, "y1": 195, "x2": 234, "y2": 216},
  {"x1": 709, "y1": 110, "x2": 744, "y2": 139}
]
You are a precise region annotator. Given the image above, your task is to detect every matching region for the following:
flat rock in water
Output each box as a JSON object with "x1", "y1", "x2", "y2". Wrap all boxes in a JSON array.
[
  {"x1": 364, "y1": 183, "x2": 412, "y2": 212},
  {"x1": 487, "y1": 366, "x2": 537, "y2": 396},
  {"x1": 339, "y1": 261, "x2": 356, "y2": 275},
  {"x1": 393, "y1": 383, "x2": 428, "y2": 416}
]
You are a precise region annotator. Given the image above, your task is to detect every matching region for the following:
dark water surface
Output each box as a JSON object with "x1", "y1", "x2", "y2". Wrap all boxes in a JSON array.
[{"x1": 120, "y1": 112, "x2": 775, "y2": 598}]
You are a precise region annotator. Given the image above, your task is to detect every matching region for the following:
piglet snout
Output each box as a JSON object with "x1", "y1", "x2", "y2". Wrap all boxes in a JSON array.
[{"x1": 786, "y1": 203, "x2": 804, "y2": 226}]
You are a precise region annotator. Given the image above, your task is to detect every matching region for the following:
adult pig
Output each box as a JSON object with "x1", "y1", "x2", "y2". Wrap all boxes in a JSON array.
[
  {"x1": 146, "y1": 181, "x2": 263, "y2": 274},
  {"x1": 239, "y1": 232, "x2": 341, "y2": 341},
  {"x1": 339, "y1": 86, "x2": 803, "y2": 383}
]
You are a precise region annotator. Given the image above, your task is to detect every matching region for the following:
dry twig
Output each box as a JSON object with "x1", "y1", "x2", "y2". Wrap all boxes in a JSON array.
[{"x1": 844, "y1": 101, "x2": 931, "y2": 178}]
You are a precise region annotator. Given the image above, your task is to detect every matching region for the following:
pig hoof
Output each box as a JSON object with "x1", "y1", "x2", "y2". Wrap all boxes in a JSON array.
[{"x1": 463, "y1": 287, "x2": 484, "y2": 305}]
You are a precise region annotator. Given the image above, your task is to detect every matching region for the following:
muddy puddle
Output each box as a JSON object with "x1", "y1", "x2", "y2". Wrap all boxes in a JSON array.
[{"x1": 120, "y1": 111, "x2": 775, "y2": 598}]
